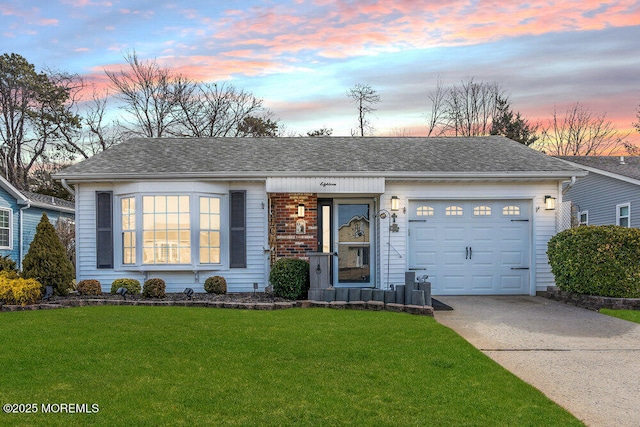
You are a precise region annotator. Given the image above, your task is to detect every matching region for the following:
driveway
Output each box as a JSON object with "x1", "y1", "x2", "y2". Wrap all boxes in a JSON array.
[{"x1": 434, "y1": 296, "x2": 640, "y2": 427}]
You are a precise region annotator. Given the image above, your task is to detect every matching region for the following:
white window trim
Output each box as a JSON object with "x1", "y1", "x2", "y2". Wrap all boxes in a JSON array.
[
  {"x1": 0, "y1": 207, "x2": 12, "y2": 250},
  {"x1": 578, "y1": 210, "x2": 589, "y2": 226},
  {"x1": 616, "y1": 203, "x2": 631, "y2": 227},
  {"x1": 114, "y1": 192, "x2": 228, "y2": 271}
]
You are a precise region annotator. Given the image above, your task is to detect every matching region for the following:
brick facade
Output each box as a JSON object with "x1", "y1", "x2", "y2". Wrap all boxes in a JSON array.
[{"x1": 269, "y1": 193, "x2": 318, "y2": 264}]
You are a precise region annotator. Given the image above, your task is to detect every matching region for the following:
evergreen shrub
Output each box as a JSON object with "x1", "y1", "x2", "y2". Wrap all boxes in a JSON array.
[
  {"x1": 269, "y1": 258, "x2": 309, "y2": 300},
  {"x1": 21, "y1": 213, "x2": 75, "y2": 296},
  {"x1": 547, "y1": 225, "x2": 640, "y2": 298},
  {"x1": 143, "y1": 278, "x2": 166, "y2": 298},
  {"x1": 77, "y1": 279, "x2": 102, "y2": 295},
  {"x1": 0, "y1": 255, "x2": 17, "y2": 272},
  {"x1": 110, "y1": 278, "x2": 141, "y2": 295},
  {"x1": 204, "y1": 276, "x2": 227, "y2": 294}
]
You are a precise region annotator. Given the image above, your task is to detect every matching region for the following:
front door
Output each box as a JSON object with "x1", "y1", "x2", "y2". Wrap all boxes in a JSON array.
[{"x1": 334, "y1": 200, "x2": 373, "y2": 287}]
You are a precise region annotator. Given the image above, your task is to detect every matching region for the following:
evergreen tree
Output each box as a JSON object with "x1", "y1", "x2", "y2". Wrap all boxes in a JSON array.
[
  {"x1": 490, "y1": 96, "x2": 539, "y2": 146},
  {"x1": 22, "y1": 212, "x2": 75, "y2": 295}
]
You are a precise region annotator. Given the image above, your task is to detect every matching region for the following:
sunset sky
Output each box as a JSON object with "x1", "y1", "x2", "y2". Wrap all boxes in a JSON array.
[{"x1": 2, "y1": 1, "x2": 640, "y2": 144}]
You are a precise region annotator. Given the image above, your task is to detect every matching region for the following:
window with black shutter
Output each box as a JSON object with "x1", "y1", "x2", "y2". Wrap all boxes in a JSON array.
[
  {"x1": 229, "y1": 190, "x2": 246, "y2": 268},
  {"x1": 96, "y1": 191, "x2": 113, "y2": 269}
]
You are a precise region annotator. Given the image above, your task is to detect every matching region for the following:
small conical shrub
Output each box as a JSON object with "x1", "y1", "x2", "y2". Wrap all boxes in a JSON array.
[{"x1": 22, "y1": 212, "x2": 75, "y2": 296}]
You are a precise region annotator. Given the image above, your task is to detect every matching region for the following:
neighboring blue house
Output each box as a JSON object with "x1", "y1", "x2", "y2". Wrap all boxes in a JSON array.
[
  {"x1": 558, "y1": 156, "x2": 640, "y2": 228},
  {"x1": 0, "y1": 176, "x2": 75, "y2": 269}
]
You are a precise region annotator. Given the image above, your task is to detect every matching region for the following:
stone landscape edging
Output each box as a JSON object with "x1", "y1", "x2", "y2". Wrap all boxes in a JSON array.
[
  {"x1": 1, "y1": 298, "x2": 434, "y2": 316},
  {"x1": 546, "y1": 287, "x2": 640, "y2": 311}
]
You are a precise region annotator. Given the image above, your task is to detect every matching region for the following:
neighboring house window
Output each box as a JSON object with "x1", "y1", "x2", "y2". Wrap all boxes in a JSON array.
[
  {"x1": 143, "y1": 195, "x2": 191, "y2": 264},
  {"x1": 578, "y1": 210, "x2": 589, "y2": 226},
  {"x1": 200, "y1": 196, "x2": 221, "y2": 264},
  {"x1": 122, "y1": 197, "x2": 136, "y2": 264},
  {"x1": 617, "y1": 203, "x2": 631, "y2": 227},
  {"x1": 0, "y1": 208, "x2": 11, "y2": 249}
]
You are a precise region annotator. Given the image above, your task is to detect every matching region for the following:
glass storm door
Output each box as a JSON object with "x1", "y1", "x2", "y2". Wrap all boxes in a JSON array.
[{"x1": 335, "y1": 201, "x2": 373, "y2": 287}]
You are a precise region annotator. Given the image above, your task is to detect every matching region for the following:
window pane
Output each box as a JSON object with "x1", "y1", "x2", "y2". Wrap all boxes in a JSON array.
[
  {"x1": 473, "y1": 206, "x2": 491, "y2": 216},
  {"x1": 620, "y1": 206, "x2": 629, "y2": 216},
  {"x1": 445, "y1": 206, "x2": 463, "y2": 216},
  {"x1": 503, "y1": 205, "x2": 521, "y2": 216},
  {"x1": 416, "y1": 206, "x2": 434, "y2": 216},
  {"x1": 0, "y1": 229, "x2": 9, "y2": 247},
  {"x1": 199, "y1": 197, "x2": 221, "y2": 264},
  {"x1": 167, "y1": 196, "x2": 179, "y2": 212},
  {"x1": 620, "y1": 217, "x2": 629, "y2": 227}
]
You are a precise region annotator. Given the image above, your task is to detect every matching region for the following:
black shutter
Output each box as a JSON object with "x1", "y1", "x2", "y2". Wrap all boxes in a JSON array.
[
  {"x1": 96, "y1": 191, "x2": 113, "y2": 269},
  {"x1": 229, "y1": 191, "x2": 246, "y2": 268}
]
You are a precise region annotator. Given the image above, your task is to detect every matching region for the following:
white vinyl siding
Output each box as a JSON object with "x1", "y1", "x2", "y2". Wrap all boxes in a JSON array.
[{"x1": 74, "y1": 181, "x2": 268, "y2": 293}]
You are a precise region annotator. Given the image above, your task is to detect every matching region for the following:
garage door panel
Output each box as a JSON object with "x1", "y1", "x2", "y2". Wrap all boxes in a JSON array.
[{"x1": 409, "y1": 199, "x2": 531, "y2": 295}]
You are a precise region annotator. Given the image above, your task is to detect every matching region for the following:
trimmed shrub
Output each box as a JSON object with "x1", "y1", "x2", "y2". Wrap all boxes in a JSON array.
[
  {"x1": 204, "y1": 276, "x2": 227, "y2": 295},
  {"x1": 0, "y1": 272, "x2": 42, "y2": 305},
  {"x1": 76, "y1": 279, "x2": 102, "y2": 295},
  {"x1": 0, "y1": 255, "x2": 17, "y2": 273},
  {"x1": 143, "y1": 278, "x2": 166, "y2": 298},
  {"x1": 22, "y1": 212, "x2": 75, "y2": 296},
  {"x1": 110, "y1": 278, "x2": 142, "y2": 295},
  {"x1": 547, "y1": 225, "x2": 640, "y2": 298},
  {"x1": 269, "y1": 258, "x2": 310, "y2": 300}
]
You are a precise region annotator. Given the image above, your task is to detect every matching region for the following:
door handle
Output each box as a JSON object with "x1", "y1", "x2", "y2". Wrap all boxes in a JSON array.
[
  {"x1": 465, "y1": 246, "x2": 469, "y2": 259},
  {"x1": 469, "y1": 247, "x2": 472, "y2": 259}
]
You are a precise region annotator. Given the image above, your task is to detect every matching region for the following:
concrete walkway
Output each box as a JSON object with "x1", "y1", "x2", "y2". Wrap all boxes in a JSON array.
[{"x1": 434, "y1": 296, "x2": 640, "y2": 427}]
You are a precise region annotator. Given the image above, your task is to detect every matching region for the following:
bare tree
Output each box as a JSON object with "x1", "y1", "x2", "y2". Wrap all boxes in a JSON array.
[
  {"x1": 426, "y1": 77, "x2": 448, "y2": 137},
  {"x1": 426, "y1": 78, "x2": 504, "y2": 137},
  {"x1": 172, "y1": 81, "x2": 265, "y2": 137},
  {"x1": 105, "y1": 50, "x2": 188, "y2": 138},
  {"x1": 535, "y1": 102, "x2": 627, "y2": 156},
  {"x1": 347, "y1": 83, "x2": 381, "y2": 137},
  {"x1": 305, "y1": 128, "x2": 333, "y2": 137}
]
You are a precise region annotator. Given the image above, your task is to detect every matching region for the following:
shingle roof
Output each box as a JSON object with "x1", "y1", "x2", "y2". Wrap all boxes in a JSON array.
[
  {"x1": 55, "y1": 136, "x2": 584, "y2": 180},
  {"x1": 557, "y1": 156, "x2": 640, "y2": 182},
  {"x1": 22, "y1": 191, "x2": 75, "y2": 212}
]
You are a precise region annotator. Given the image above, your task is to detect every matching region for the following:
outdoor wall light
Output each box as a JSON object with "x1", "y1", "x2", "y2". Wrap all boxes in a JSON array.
[
  {"x1": 391, "y1": 196, "x2": 400, "y2": 211},
  {"x1": 116, "y1": 287, "x2": 128, "y2": 300},
  {"x1": 184, "y1": 288, "x2": 194, "y2": 299},
  {"x1": 544, "y1": 195, "x2": 556, "y2": 210},
  {"x1": 298, "y1": 204, "x2": 305, "y2": 218}
]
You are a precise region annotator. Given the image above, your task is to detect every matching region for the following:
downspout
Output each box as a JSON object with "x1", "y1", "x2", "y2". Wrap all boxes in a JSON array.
[
  {"x1": 18, "y1": 201, "x2": 31, "y2": 271},
  {"x1": 562, "y1": 176, "x2": 576, "y2": 196},
  {"x1": 61, "y1": 178, "x2": 75, "y2": 197}
]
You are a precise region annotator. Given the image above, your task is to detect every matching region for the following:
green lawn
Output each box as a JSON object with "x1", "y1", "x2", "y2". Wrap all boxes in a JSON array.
[
  {"x1": 0, "y1": 307, "x2": 582, "y2": 426},
  {"x1": 600, "y1": 308, "x2": 640, "y2": 324}
]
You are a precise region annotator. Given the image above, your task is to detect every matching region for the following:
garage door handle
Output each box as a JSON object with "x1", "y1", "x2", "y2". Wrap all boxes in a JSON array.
[
  {"x1": 511, "y1": 267, "x2": 529, "y2": 270},
  {"x1": 465, "y1": 246, "x2": 469, "y2": 259},
  {"x1": 469, "y1": 247, "x2": 472, "y2": 259}
]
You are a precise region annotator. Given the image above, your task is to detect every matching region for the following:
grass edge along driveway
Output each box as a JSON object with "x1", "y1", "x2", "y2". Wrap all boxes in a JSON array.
[{"x1": 0, "y1": 306, "x2": 582, "y2": 426}]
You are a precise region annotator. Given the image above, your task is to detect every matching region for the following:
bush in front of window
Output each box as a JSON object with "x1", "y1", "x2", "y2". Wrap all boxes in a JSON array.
[
  {"x1": 143, "y1": 278, "x2": 166, "y2": 298},
  {"x1": 269, "y1": 258, "x2": 310, "y2": 300},
  {"x1": 22, "y1": 213, "x2": 75, "y2": 296},
  {"x1": 204, "y1": 276, "x2": 227, "y2": 295},
  {"x1": 0, "y1": 255, "x2": 17, "y2": 273},
  {"x1": 110, "y1": 278, "x2": 141, "y2": 295},
  {"x1": 0, "y1": 272, "x2": 42, "y2": 305},
  {"x1": 548, "y1": 225, "x2": 640, "y2": 298},
  {"x1": 77, "y1": 279, "x2": 102, "y2": 296}
]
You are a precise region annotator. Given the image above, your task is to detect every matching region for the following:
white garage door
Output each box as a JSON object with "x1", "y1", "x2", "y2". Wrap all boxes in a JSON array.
[{"x1": 408, "y1": 200, "x2": 531, "y2": 295}]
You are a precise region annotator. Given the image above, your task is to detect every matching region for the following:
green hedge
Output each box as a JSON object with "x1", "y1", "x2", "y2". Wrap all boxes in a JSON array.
[
  {"x1": 110, "y1": 278, "x2": 141, "y2": 295},
  {"x1": 547, "y1": 225, "x2": 640, "y2": 298},
  {"x1": 269, "y1": 258, "x2": 310, "y2": 300}
]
